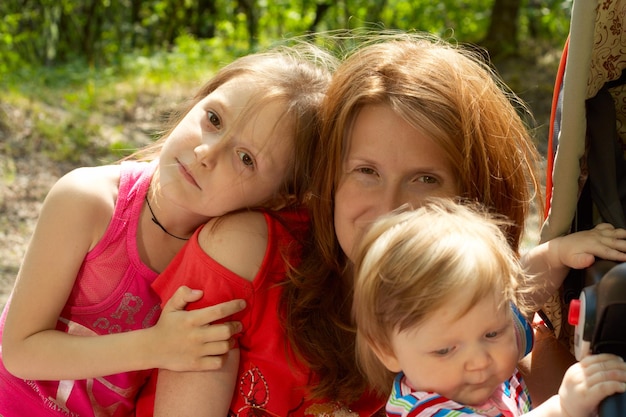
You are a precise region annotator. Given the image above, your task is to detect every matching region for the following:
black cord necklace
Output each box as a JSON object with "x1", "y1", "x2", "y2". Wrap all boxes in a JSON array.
[{"x1": 144, "y1": 195, "x2": 190, "y2": 241}]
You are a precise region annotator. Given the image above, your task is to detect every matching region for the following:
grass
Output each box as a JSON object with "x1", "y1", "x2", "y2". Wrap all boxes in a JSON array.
[{"x1": 0, "y1": 35, "x2": 251, "y2": 166}]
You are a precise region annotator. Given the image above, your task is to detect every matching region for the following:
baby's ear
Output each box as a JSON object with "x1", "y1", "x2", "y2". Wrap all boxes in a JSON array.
[
  {"x1": 267, "y1": 193, "x2": 298, "y2": 211},
  {"x1": 371, "y1": 343, "x2": 402, "y2": 373}
]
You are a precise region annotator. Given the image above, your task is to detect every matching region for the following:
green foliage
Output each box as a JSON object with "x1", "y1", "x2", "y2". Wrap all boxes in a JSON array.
[
  {"x1": 0, "y1": 0, "x2": 572, "y2": 165},
  {"x1": 0, "y1": 0, "x2": 573, "y2": 79},
  {"x1": 0, "y1": 34, "x2": 231, "y2": 165}
]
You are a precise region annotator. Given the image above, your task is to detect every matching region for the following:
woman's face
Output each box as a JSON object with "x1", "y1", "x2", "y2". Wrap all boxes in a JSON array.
[{"x1": 334, "y1": 104, "x2": 460, "y2": 261}]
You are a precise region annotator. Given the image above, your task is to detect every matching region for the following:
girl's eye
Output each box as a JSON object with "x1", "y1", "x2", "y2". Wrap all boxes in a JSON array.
[
  {"x1": 486, "y1": 331, "x2": 499, "y2": 338},
  {"x1": 237, "y1": 151, "x2": 255, "y2": 167},
  {"x1": 207, "y1": 111, "x2": 222, "y2": 129},
  {"x1": 417, "y1": 175, "x2": 438, "y2": 184}
]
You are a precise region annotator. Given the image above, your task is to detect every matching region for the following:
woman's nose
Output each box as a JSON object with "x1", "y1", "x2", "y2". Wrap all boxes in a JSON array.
[{"x1": 380, "y1": 186, "x2": 409, "y2": 214}]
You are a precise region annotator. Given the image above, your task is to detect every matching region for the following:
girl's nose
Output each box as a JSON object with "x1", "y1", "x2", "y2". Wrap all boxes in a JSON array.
[{"x1": 194, "y1": 143, "x2": 217, "y2": 169}]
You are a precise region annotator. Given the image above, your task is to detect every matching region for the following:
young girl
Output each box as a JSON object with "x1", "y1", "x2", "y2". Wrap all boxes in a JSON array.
[
  {"x1": 0, "y1": 43, "x2": 336, "y2": 416},
  {"x1": 353, "y1": 199, "x2": 626, "y2": 417},
  {"x1": 133, "y1": 56, "x2": 381, "y2": 417}
]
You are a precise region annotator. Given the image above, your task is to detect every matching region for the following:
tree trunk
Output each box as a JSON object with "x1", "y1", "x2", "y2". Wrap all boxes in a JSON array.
[
  {"x1": 130, "y1": 0, "x2": 142, "y2": 49},
  {"x1": 306, "y1": 2, "x2": 332, "y2": 38},
  {"x1": 238, "y1": 0, "x2": 258, "y2": 50},
  {"x1": 193, "y1": 0, "x2": 216, "y2": 39},
  {"x1": 482, "y1": 0, "x2": 521, "y2": 58}
]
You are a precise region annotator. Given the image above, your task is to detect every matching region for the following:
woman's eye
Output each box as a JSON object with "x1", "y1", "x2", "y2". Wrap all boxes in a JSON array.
[
  {"x1": 207, "y1": 111, "x2": 222, "y2": 129},
  {"x1": 237, "y1": 151, "x2": 255, "y2": 167},
  {"x1": 356, "y1": 167, "x2": 377, "y2": 176},
  {"x1": 417, "y1": 175, "x2": 438, "y2": 184}
]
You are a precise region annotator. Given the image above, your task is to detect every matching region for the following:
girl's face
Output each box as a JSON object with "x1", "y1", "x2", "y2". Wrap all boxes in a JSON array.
[
  {"x1": 159, "y1": 77, "x2": 293, "y2": 217},
  {"x1": 377, "y1": 293, "x2": 519, "y2": 407},
  {"x1": 335, "y1": 104, "x2": 459, "y2": 261}
]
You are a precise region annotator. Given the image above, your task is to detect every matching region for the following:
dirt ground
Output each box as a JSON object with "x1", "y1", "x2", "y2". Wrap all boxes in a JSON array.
[
  {"x1": 0, "y1": 91, "x2": 170, "y2": 310},
  {"x1": 0, "y1": 51, "x2": 559, "y2": 311}
]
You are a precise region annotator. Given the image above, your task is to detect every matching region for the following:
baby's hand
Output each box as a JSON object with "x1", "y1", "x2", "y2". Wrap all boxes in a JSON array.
[
  {"x1": 558, "y1": 353, "x2": 626, "y2": 417},
  {"x1": 554, "y1": 223, "x2": 626, "y2": 269}
]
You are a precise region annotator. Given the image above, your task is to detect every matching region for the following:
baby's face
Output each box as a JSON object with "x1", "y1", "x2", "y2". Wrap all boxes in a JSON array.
[{"x1": 379, "y1": 292, "x2": 519, "y2": 406}]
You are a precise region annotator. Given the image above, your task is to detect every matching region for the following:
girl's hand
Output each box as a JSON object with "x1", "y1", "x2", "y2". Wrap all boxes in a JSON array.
[
  {"x1": 558, "y1": 354, "x2": 626, "y2": 417},
  {"x1": 149, "y1": 286, "x2": 245, "y2": 372},
  {"x1": 552, "y1": 223, "x2": 626, "y2": 270}
]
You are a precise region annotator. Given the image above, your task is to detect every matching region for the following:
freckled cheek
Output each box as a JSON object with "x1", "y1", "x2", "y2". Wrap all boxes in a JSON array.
[
  {"x1": 333, "y1": 200, "x2": 354, "y2": 258},
  {"x1": 335, "y1": 198, "x2": 378, "y2": 261}
]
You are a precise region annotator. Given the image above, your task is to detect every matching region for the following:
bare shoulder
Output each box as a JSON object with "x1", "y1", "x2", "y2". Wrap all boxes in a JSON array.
[
  {"x1": 42, "y1": 165, "x2": 121, "y2": 243},
  {"x1": 52, "y1": 165, "x2": 120, "y2": 201},
  {"x1": 197, "y1": 211, "x2": 268, "y2": 282}
]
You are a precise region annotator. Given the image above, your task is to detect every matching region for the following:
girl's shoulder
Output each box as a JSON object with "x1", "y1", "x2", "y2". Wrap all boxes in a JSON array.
[
  {"x1": 50, "y1": 165, "x2": 121, "y2": 205},
  {"x1": 43, "y1": 165, "x2": 122, "y2": 245}
]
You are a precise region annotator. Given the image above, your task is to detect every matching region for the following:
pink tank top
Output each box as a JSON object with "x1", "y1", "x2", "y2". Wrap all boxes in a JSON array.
[{"x1": 0, "y1": 161, "x2": 160, "y2": 417}]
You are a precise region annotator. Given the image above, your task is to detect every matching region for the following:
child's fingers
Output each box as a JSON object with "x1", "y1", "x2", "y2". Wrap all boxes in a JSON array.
[
  {"x1": 162, "y1": 286, "x2": 203, "y2": 312},
  {"x1": 580, "y1": 224, "x2": 626, "y2": 260},
  {"x1": 190, "y1": 299, "x2": 247, "y2": 325},
  {"x1": 584, "y1": 378, "x2": 626, "y2": 407},
  {"x1": 593, "y1": 223, "x2": 626, "y2": 245},
  {"x1": 580, "y1": 354, "x2": 626, "y2": 383},
  {"x1": 162, "y1": 286, "x2": 246, "y2": 324},
  {"x1": 197, "y1": 322, "x2": 242, "y2": 349}
]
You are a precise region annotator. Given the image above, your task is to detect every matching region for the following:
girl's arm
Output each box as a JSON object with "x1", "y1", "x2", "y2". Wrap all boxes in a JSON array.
[
  {"x1": 522, "y1": 223, "x2": 626, "y2": 309},
  {"x1": 155, "y1": 349, "x2": 240, "y2": 417},
  {"x1": 2, "y1": 166, "x2": 244, "y2": 380},
  {"x1": 154, "y1": 210, "x2": 270, "y2": 415}
]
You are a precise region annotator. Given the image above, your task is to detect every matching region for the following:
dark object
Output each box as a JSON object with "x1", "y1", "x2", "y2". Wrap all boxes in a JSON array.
[{"x1": 569, "y1": 260, "x2": 626, "y2": 416}]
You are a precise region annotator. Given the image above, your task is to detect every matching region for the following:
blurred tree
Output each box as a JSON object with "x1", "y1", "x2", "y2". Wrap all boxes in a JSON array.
[
  {"x1": 482, "y1": 0, "x2": 522, "y2": 57},
  {"x1": 0, "y1": 0, "x2": 572, "y2": 78}
]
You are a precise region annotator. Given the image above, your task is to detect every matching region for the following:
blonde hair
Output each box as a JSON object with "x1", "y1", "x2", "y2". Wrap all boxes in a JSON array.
[
  {"x1": 129, "y1": 41, "x2": 338, "y2": 206},
  {"x1": 353, "y1": 199, "x2": 529, "y2": 395},
  {"x1": 283, "y1": 31, "x2": 541, "y2": 402}
]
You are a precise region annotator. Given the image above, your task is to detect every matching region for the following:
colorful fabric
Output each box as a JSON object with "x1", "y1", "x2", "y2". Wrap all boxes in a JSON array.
[
  {"x1": 512, "y1": 304, "x2": 533, "y2": 359},
  {"x1": 0, "y1": 161, "x2": 160, "y2": 417},
  {"x1": 386, "y1": 370, "x2": 531, "y2": 417},
  {"x1": 135, "y1": 209, "x2": 384, "y2": 416}
]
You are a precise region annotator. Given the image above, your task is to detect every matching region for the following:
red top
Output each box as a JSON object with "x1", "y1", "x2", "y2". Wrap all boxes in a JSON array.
[{"x1": 135, "y1": 208, "x2": 383, "y2": 416}]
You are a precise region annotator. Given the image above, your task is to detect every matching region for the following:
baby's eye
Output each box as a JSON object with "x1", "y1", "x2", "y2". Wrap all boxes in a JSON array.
[
  {"x1": 207, "y1": 111, "x2": 222, "y2": 129},
  {"x1": 432, "y1": 346, "x2": 454, "y2": 356},
  {"x1": 237, "y1": 151, "x2": 255, "y2": 167},
  {"x1": 485, "y1": 331, "x2": 499, "y2": 338}
]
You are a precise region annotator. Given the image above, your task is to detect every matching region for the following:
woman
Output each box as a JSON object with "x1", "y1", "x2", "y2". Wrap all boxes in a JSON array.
[{"x1": 281, "y1": 32, "x2": 626, "y2": 409}]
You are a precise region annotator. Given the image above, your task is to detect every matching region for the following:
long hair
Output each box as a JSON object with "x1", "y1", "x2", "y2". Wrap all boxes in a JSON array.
[
  {"x1": 127, "y1": 42, "x2": 338, "y2": 206},
  {"x1": 282, "y1": 31, "x2": 542, "y2": 402}
]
